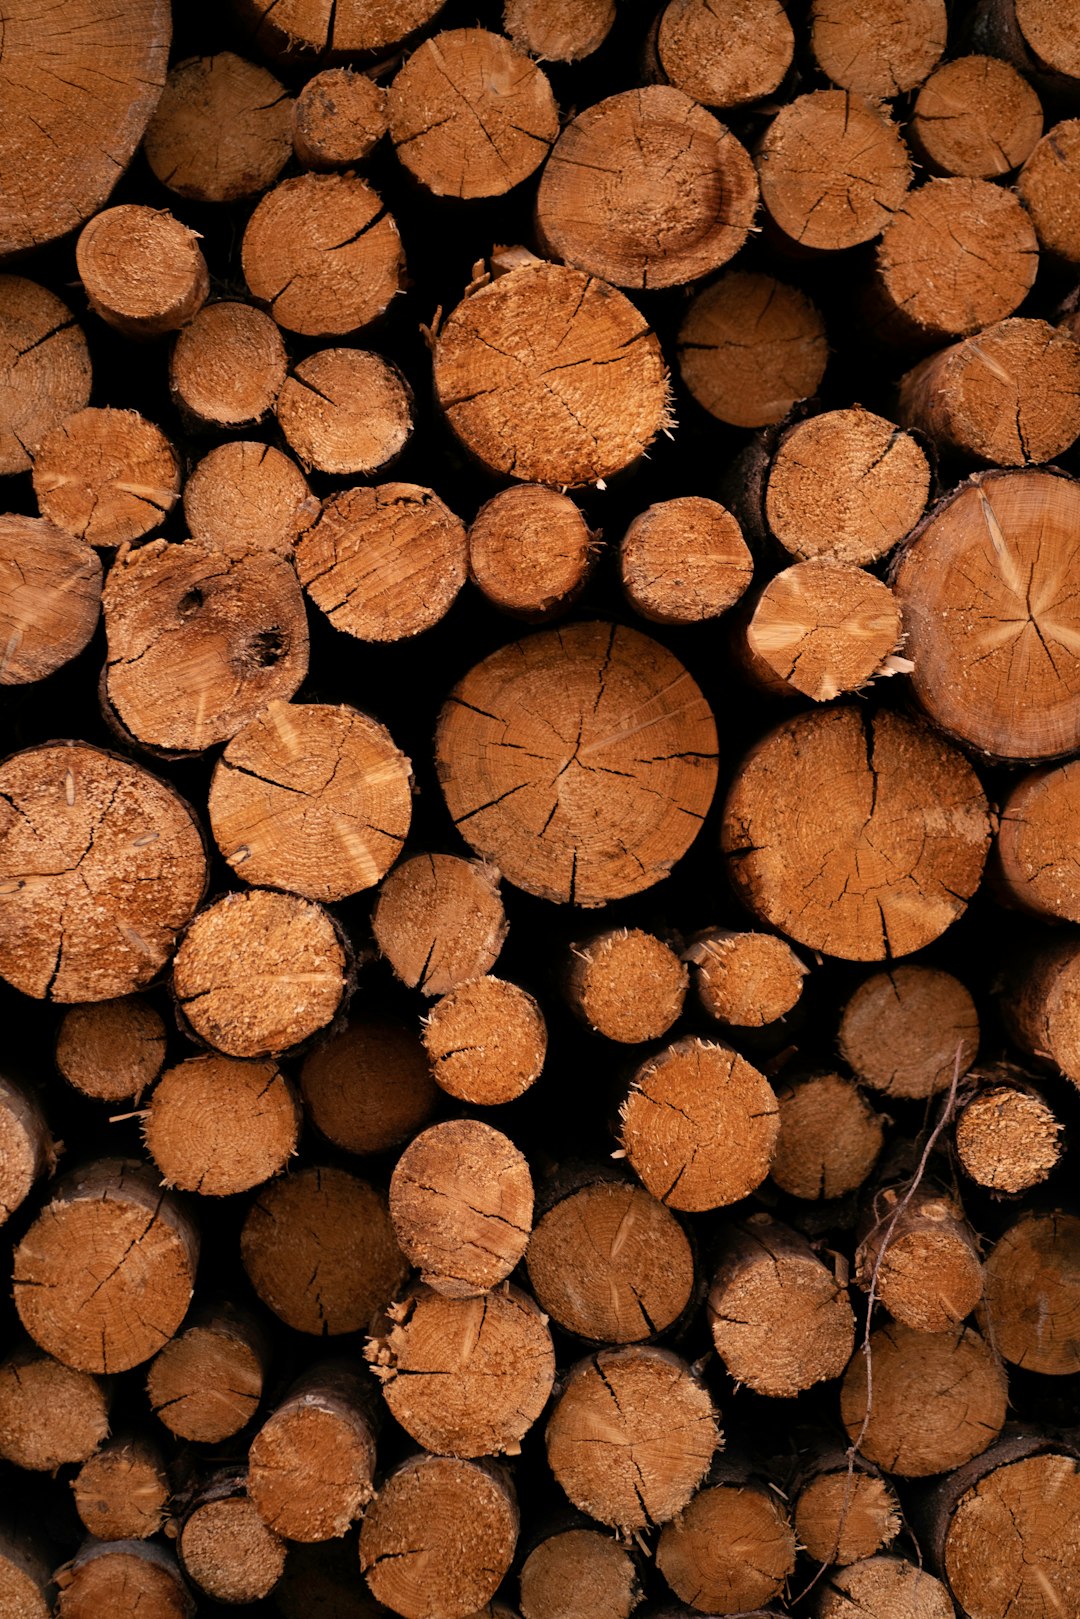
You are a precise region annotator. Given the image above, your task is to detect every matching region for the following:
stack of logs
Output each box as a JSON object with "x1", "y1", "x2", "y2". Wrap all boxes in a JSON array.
[{"x1": 4, "y1": 0, "x2": 1080, "y2": 1615}]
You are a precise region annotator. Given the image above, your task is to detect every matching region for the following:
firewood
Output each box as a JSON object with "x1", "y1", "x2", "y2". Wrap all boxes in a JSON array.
[
  {"x1": 293, "y1": 69, "x2": 388, "y2": 170},
  {"x1": 143, "y1": 1053, "x2": 299, "y2": 1195},
  {"x1": 818, "y1": 1556, "x2": 954, "y2": 1619},
  {"x1": 436, "y1": 621, "x2": 718, "y2": 905},
  {"x1": 619, "y1": 497, "x2": 752, "y2": 626},
  {"x1": 982, "y1": 1209, "x2": 1080, "y2": 1374},
  {"x1": 0, "y1": 1074, "x2": 49, "y2": 1226},
  {"x1": 677, "y1": 269, "x2": 828, "y2": 429},
  {"x1": 422, "y1": 977, "x2": 546, "y2": 1105},
  {"x1": 1002, "y1": 936, "x2": 1080, "y2": 1081},
  {"x1": 997, "y1": 759, "x2": 1080, "y2": 920},
  {"x1": 13, "y1": 1159, "x2": 197, "y2": 1374},
  {"x1": 55, "y1": 1541, "x2": 193, "y2": 1619},
  {"x1": 503, "y1": 0, "x2": 615, "y2": 60},
  {"x1": 142, "y1": 52, "x2": 292, "y2": 203},
  {"x1": 909, "y1": 55, "x2": 1043, "y2": 178},
  {"x1": 169, "y1": 302, "x2": 286, "y2": 430},
  {"x1": 840, "y1": 1322, "x2": 1006, "y2": 1476},
  {"x1": 536, "y1": 87, "x2": 757, "y2": 289},
  {"x1": 973, "y1": 0, "x2": 1080, "y2": 92},
  {"x1": 145, "y1": 1304, "x2": 266, "y2": 1442},
  {"x1": 620, "y1": 1036, "x2": 778, "y2": 1211},
  {"x1": 855, "y1": 1183, "x2": 984, "y2": 1334},
  {"x1": 0, "y1": 741, "x2": 207, "y2": 1002},
  {"x1": 358, "y1": 1454, "x2": 518, "y2": 1619},
  {"x1": 655, "y1": 1463, "x2": 797, "y2": 1613},
  {"x1": 301, "y1": 1018, "x2": 437, "y2": 1156},
  {"x1": 371, "y1": 853, "x2": 508, "y2": 995},
  {"x1": 838, "y1": 966, "x2": 980, "y2": 1099},
  {"x1": 232, "y1": 0, "x2": 448, "y2": 58},
  {"x1": 791, "y1": 1442, "x2": 901, "y2": 1567},
  {"x1": 178, "y1": 1472, "x2": 285, "y2": 1605},
  {"x1": 368, "y1": 1282, "x2": 555, "y2": 1458},
  {"x1": 32, "y1": 407, "x2": 179, "y2": 549},
  {"x1": 76, "y1": 206, "x2": 209, "y2": 340},
  {"x1": 71, "y1": 1435, "x2": 169, "y2": 1541},
  {"x1": 183, "y1": 440, "x2": 319, "y2": 560},
  {"x1": 545, "y1": 1346, "x2": 719, "y2": 1531},
  {"x1": 241, "y1": 173, "x2": 403, "y2": 337},
  {"x1": 241, "y1": 1164, "x2": 406, "y2": 1335},
  {"x1": 389, "y1": 1120, "x2": 533, "y2": 1297},
  {"x1": 770, "y1": 1072, "x2": 885, "y2": 1200},
  {"x1": 809, "y1": 0, "x2": 947, "y2": 95},
  {"x1": 55, "y1": 996, "x2": 166, "y2": 1104},
  {"x1": 566, "y1": 928, "x2": 688, "y2": 1043},
  {"x1": 433, "y1": 261, "x2": 670, "y2": 487},
  {"x1": 0, "y1": 1346, "x2": 108, "y2": 1471},
  {"x1": 468, "y1": 486, "x2": 596, "y2": 621},
  {"x1": 276, "y1": 349, "x2": 413, "y2": 476},
  {"x1": 685, "y1": 929, "x2": 806, "y2": 1028},
  {"x1": 954, "y1": 1066, "x2": 1063, "y2": 1193},
  {"x1": 0, "y1": 1525, "x2": 52, "y2": 1619},
  {"x1": 0, "y1": 277, "x2": 91, "y2": 475},
  {"x1": 296, "y1": 482, "x2": 467, "y2": 642},
  {"x1": 248, "y1": 1362, "x2": 377, "y2": 1542},
  {"x1": 652, "y1": 0, "x2": 794, "y2": 109},
  {"x1": 208, "y1": 700, "x2": 413, "y2": 902},
  {"x1": 1017, "y1": 120, "x2": 1080, "y2": 265},
  {"x1": 518, "y1": 1526, "x2": 640, "y2": 1619},
  {"x1": 740, "y1": 562, "x2": 904, "y2": 703}
]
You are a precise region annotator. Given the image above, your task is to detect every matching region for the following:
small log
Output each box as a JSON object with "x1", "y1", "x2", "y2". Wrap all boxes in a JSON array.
[
  {"x1": 685, "y1": 929, "x2": 806, "y2": 1029},
  {"x1": 653, "y1": 0, "x2": 794, "y2": 109},
  {"x1": 143, "y1": 1053, "x2": 299, "y2": 1196},
  {"x1": 1018, "y1": 121, "x2": 1080, "y2": 266},
  {"x1": 838, "y1": 966, "x2": 980, "y2": 1100},
  {"x1": 770, "y1": 1072, "x2": 884, "y2": 1200},
  {"x1": 422, "y1": 976, "x2": 545, "y2": 1106},
  {"x1": 32, "y1": 407, "x2": 179, "y2": 549},
  {"x1": 436, "y1": 621, "x2": 718, "y2": 906},
  {"x1": 468, "y1": 486, "x2": 596, "y2": 621},
  {"x1": 242, "y1": 173, "x2": 403, "y2": 337},
  {"x1": 819, "y1": 1557, "x2": 954, "y2": 1619},
  {"x1": 371, "y1": 853, "x2": 507, "y2": 995},
  {"x1": 973, "y1": 0, "x2": 1080, "y2": 93},
  {"x1": 0, "y1": 276, "x2": 91, "y2": 475},
  {"x1": 854, "y1": 1183, "x2": 984, "y2": 1334},
  {"x1": 536, "y1": 86, "x2": 756, "y2": 289},
  {"x1": 276, "y1": 349, "x2": 413, "y2": 476},
  {"x1": 791, "y1": 1443, "x2": 901, "y2": 1567},
  {"x1": 982, "y1": 1209, "x2": 1080, "y2": 1374},
  {"x1": 0, "y1": 741, "x2": 207, "y2": 1002},
  {"x1": 620, "y1": 1036, "x2": 778, "y2": 1212},
  {"x1": 143, "y1": 52, "x2": 292, "y2": 203},
  {"x1": 241, "y1": 1164, "x2": 406, "y2": 1335},
  {"x1": 433, "y1": 261, "x2": 669, "y2": 487},
  {"x1": 359, "y1": 1455, "x2": 518, "y2": 1619},
  {"x1": 248, "y1": 1363, "x2": 377, "y2": 1542},
  {"x1": 954, "y1": 1066, "x2": 1063, "y2": 1193},
  {"x1": 293, "y1": 69, "x2": 387, "y2": 169},
  {"x1": 233, "y1": 0, "x2": 447, "y2": 57},
  {"x1": 1001, "y1": 935, "x2": 1080, "y2": 1081},
  {"x1": 503, "y1": 0, "x2": 615, "y2": 60},
  {"x1": 55, "y1": 996, "x2": 166, "y2": 1104},
  {"x1": 389, "y1": 1120, "x2": 533, "y2": 1298},
  {"x1": 997, "y1": 759, "x2": 1080, "y2": 921},
  {"x1": 0, "y1": 1524, "x2": 52, "y2": 1619},
  {"x1": 146, "y1": 1305, "x2": 266, "y2": 1442},
  {"x1": 909, "y1": 56, "x2": 1043, "y2": 178},
  {"x1": 619, "y1": 497, "x2": 753, "y2": 626},
  {"x1": 518, "y1": 1526, "x2": 640, "y2": 1619},
  {"x1": 677, "y1": 269, "x2": 828, "y2": 429},
  {"x1": 809, "y1": 0, "x2": 946, "y2": 96},
  {"x1": 656, "y1": 1463, "x2": 796, "y2": 1614},
  {"x1": 545, "y1": 1346, "x2": 719, "y2": 1532},
  {"x1": 301, "y1": 1018, "x2": 438, "y2": 1155},
  {"x1": 72, "y1": 1435, "x2": 169, "y2": 1541},
  {"x1": 739, "y1": 562, "x2": 904, "y2": 702},
  {"x1": 840, "y1": 1322, "x2": 1006, "y2": 1477},
  {"x1": 208, "y1": 700, "x2": 413, "y2": 902},
  {"x1": 169, "y1": 302, "x2": 286, "y2": 430},
  {"x1": 184, "y1": 440, "x2": 319, "y2": 560},
  {"x1": 76, "y1": 207, "x2": 208, "y2": 340},
  {"x1": 179, "y1": 1473, "x2": 285, "y2": 1606},
  {"x1": 566, "y1": 928, "x2": 688, "y2": 1044},
  {"x1": 368, "y1": 1282, "x2": 555, "y2": 1458},
  {"x1": 0, "y1": 1346, "x2": 108, "y2": 1471},
  {"x1": 0, "y1": 1074, "x2": 49, "y2": 1226},
  {"x1": 55, "y1": 1541, "x2": 193, "y2": 1619},
  {"x1": 173, "y1": 889, "x2": 348, "y2": 1058},
  {"x1": 296, "y1": 482, "x2": 466, "y2": 643}
]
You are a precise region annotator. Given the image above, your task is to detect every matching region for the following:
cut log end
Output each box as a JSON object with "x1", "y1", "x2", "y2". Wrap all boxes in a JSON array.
[
  {"x1": 620, "y1": 497, "x2": 752, "y2": 626},
  {"x1": 170, "y1": 301, "x2": 286, "y2": 429},
  {"x1": 146, "y1": 1308, "x2": 265, "y2": 1442},
  {"x1": 678, "y1": 270, "x2": 828, "y2": 429},
  {"x1": 0, "y1": 1527, "x2": 51, "y2": 1619},
  {"x1": 56, "y1": 996, "x2": 166, "y2": 1104},
  {"x1": 300, "y1": 1019, "x2": 438, "y2": 1156},
  {"x1": 234, "y1": 0, "x2": 447, "y2": 56},
  {"x1": 685, "y1": 929, "x2": 806, "y2": 1028},
  {"x1": 248, "y1": 1364, "x2": 377, "y2": 1542},
  {"x1": 76, "y1": 207, "x2": 209, "y2": 340},
  {"x1": 567, "y1": 927, "x2": 688, "y2": 1043},
  {"x1": 770, "y1": 1073, "x2": 884, "y2": 1201},
  {"x1": 32, "y1": 408, "x2": 179, "y2": 550},
  {"x1": 143, "y1": 52, "x2": 292, "y2": 204},
  {"x1": 656, "y1": 0, "x2": 794, "y2": 109},
  {"x1": 0, "y1": 1075, "x2": 50, "y2": 1226},
  {"x1": 941, "y1": 1449, "x2": 1080, "y2": 1619},
  {"x1": 997, "y1": 759, "x2": 1080, "y2": 921},
  {"x1": 184, "y1": 440, "x2": 318, "y2": 561},
  {"x1": 372, "y1": 853, "x2": 507, "y2": 995},
  {"x1": 519, "y1": 1528, "x2": 639, "y2": 1619},
  {"x1": 1018, "y1": 120, "x2": 1080, "y2": 266},
  {"x1": 0, "y1": 1349, "x2": 108, "y2": 1472},
  {"x1": 277, "y1": 348, "x2": 413, "y2": 477},
  {"x1": 656, "y1": 1476, "x2": 796, "y2": 1613},
  {"x1": 468, "y1": 486, "x2": 596, "y2": 621},
  {"x1": 955, "y1": 1074, "x2": 1063, "y2": 1192},
  {"x1": 293, "y1": 69, "x2": 388, "y2": 169},
  {"x1": 794, "y1": 1468, "x2": 901, "y2": 1566},
  {"x1": 819, "y1": 1556, "x2": 954, "y2": 1619},
  {"x1": 743, "y1": 562, "x2": 904, "y2": 702},
  {"x1": 423, "y1": 976, "x2": 546, "y2": 1105},
  {"x1": 55, "y1": 1542, "x2": 193, "y2": 1619},
  {"x1": 910, "y1": 55, "x2": 1043, "y2": 178},
  {"x1": 855, "y1": 1184, "x2": 984, "y2": 1334},
  {"x1": 179, "y1": 1486, "x2": 285, "y2": 1606},
  {"x1": 0, "y1": 276, "x2": 92, "y2": 475},
  {"x1": 839, "y1": 966, "x2": 980, "y2": 1099},
  {"x1": 983, "y1": 1210, "x2": 1080, "y2": 1374},
  {"x1": 144, "y1": 1053, "x2": 299, "y2": 1196},
  {"x1": 810, "y1": 0, "x2": 947, "y2": 95},
  {"x1": 503, "y1": 0, "x2": 615, "y2": 61},
  {"x1": 72, "y1": 1436, "x2": 169, "y2": 1541}
]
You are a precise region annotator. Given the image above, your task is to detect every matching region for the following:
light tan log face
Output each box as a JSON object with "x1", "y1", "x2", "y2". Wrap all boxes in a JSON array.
[{"x1": 0, "y1": 277, "x2": 92, "y2": 474}]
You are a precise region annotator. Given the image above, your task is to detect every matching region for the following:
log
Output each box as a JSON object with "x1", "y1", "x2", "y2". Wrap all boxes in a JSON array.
[
  {"x1": 653, "y1": 0, "x2": 794, "y2": 109},
  {"x1": 76, "y1": 207, "x2": 208, "y2": 340},
  {"x1": 0, "y1": 1525, "x2": 52, "y2": 1619},
  {"x1": 1020, "y1": 118, "x2": 1080, "y2": 267},
  {"x1": 619, "y1": 497, "x2": 753, "y2": 627},
  {"x1": 32, "y1": 408, "x2": 179, "y2": 549},
  {"x1": 422, "y1": 977, "x2": 547, "y2": 1105},
  {"x1": 358, "y1": 1454, "x2": 518, "y2": 1619},
  {"x1": 276, "y1": 349, "x2": 413, "y2": 476},
  {"x1": 183, "y1": 440, "x2": 319, "y2": 560},
  {"x1": 909, "y1": 55, "x2": 1043, "y2": 178},
  {"x1": 655, "y1": 1464, "x2": 797, "y2": 1614},
  {"x1": 809, "y1": 0, "x2": 947, "y2": 95},
  {"x1": 0, "y1": 1073, "x2": 50, "y2": 1226},
  {"x1": 545, "y1": 1346, "x2": 719, "y2": 1532},
  {"x1": 840, "y1": 1322, "x2": 1006, "y2": 1476},
  {"x1": 739, "y1": 563, "x2": 905, "y2": 703},
  {"x1": 620, "y1": 1036, "x2": 778, "y2": 1212},
  {"x1": 677, "y1": 269, "x2": 828, "y2": 430},
  {"x1": 55, "y1": 995, "x2": 166, "y2": 1104},
  {"x1": 818, "y1": 1556, "x2": 954, "y2": 1619},
  {"x1": 142, "y1": 52, "x2": 292, "y2": 203},
  {"x1": 791, "y1": 1443, "x2": 901, "y2": 1567},
  {"x1": 982, "y1": 1209, "x2": 1080, "y2": 1373},
  {"x1": 143, "y1": 1053, "x2": 299, "y2": 1196},
  {"x1": 241, "y1": 173, "x2": 403, "y2": 337},
  {"x1": 536, "y1": 87, "x2": 757, "y2": 289},
  {"x1": 232, "y1": 0, "x2": 448, "y2": 58},
  {"x1": 368, "y1": 1282, "x2": 555, "y2": 1458},
  {"x1": 389, "y1": 1120, "x2": 533, "y2": 1297},
  {"x1": 770, "y1": 1072, "x2": 884, "y2": 1200},
  {"x1": 435, "y1": 621, "x2": 718, "y2": 905},
  {"x1": 0, "y1": 277, "x2": 91, "y2": 475},
  {"x1": 173, "y1": 888, "x2": 348, "y2": 1057},
  {"x1": 169, "y1": 302, "x2": 286, "y2": 430},
  {"x1": 503, "y1": 0, "x2": 615, "y2": 60},
  {"x1": 973, "y1": 0, "x2": 1080, "y2": 93},
  {"x1": 722, "y1": 707, "x2": 991, "y2": 960},
  {"x1": 1001, "y1": 936, "x2": 1080, "y2": 1081},
  {"x1": 468, "y1": 486, "x2": 596, "y2": 622},
  {"x1": 293, "y1": 69, "x2": 387, "y2": 170},
  {"x1": 300, "y1": 1018, "x2": 438, "y2": 1156},
  {"x1": 0, "y1": 741, "x2": 207, "y2": 1002},
  {"x1": 145, "y1": 1304, "x2": 266, "y2": 1442},
  {"x1": 0, "y1": 1346, "x2": 108, "y2": 1471},
  {"x1": 71, "y1": 1434, "x2": 169, "y2": 1541},
  {"x1": 954, "y1": 1066, "x2": 1063, "y2": 1192},
  {"x1": 518, "y1": 1526, "x2": 640, "y2": 1619},
  {"x1": 240, "y1": 1164, "x2": 406, "y2": 1335},
  {"x1": 295, "y1": 483, "x2": 467, "y2": 643},
  {"x1": 854, "y1": 1182, "x2": 984, "y2": 1334},
  {"x1": 55, "y1": 1541, "x2": 193, "y2": 1619},
  {"x1": 248, "y1": 1362, "x2": 377, "y2": 1542},
  {"x1": 684, "y1": 929, "x2": 806, "y2": 1029},
  {"x1": 997, "y1": 759, "x2": 1080, "y2": 920},
  {"x1": 838, "y1": 966, "x2": 980, "y2": 1100},
  {"x1": 433, "y1": 261, "x2": 669, "y2": 487},
  {"x1": 208, "y1": 700, "x2": 413, "y2": 902},
  {"x1": 371, "y1": 853, "x2": 508, "y2": 995},
  {"x1": 13, "y1": 1159, "x2": 198, "y2": 1374},
  {"x1": 178, "y1": 1473, "x2": 285, "y2": 1606},
  {"x1": 566, "y1": 927, "x2": 688, "y2": 1043}
]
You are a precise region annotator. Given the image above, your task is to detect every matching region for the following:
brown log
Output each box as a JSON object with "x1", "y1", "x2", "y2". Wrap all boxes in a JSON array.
[
  {"x1": 184, "y1": 440, "x2": 319, "y2": 560},
  {"x1": 208, "y1": 700, "x2": 413, "y2": 902},
  {"x1": 55, "y1": 996, "x2": 166, "y2": 1104},
  {"x1": 468, "y1": 486, "x2": 596, "y2": 622},
  {"x1": 518, "y1": 1526, "x2": 640, "y2": 1619},
  {"x1": 232, "y1": 0, "x2": 448, "y2": 58},
  {"x1": 503, "y1": 0, "x2": 614, "y2": 60},
  {"x1": 72, "y1": 1435, "x2": 169, "y2": 1541},
  {"x1": 248, "y1": 1363, "x2": 377, "y2": 1542},
  {"x1": 368, "y1": 1282, "x2": 555, "y2": 1458},
  {"x1": 653, "y1": 0, "x2": 794, "y2": 109},
  {"x1": 656, "y1": 1464, "x2": 796, "y2": 1613},
  {"x1": 0, "y1": 1524, "x2": 52, "y2": 1619},
  {"x1": 0, "y1": 742, "x2": 207, "y2": 1002},
  {"x1": 0, "y1": 1346, "x2": 108, "y2": 1471},
  {"x1": 422, "y1": 977, "x2": 546, "y2": 1105},
  {"x1": 996, "y1": 759, "x2": 1080, "y2": 920},
  {"x1": 1001, "y1": 936, "x2": 1080, "y2": 1081},
  {"x1": 739, "y1": 563, "x2": 905, "y2": 703},
  {"x1": 433, "y1": 261, "x2": 669, "y2": 487},
  {"x1": 684, "y1": 929, "x2": 806, "y2": 1029},
  {"x1": 840, "y1": 1322, "x2": 1006, "y2": 1476},
  {"x1": 770, "y1": 1072, "x2": 885, "y2": 1200},
  {"x1": 723, "y1": 706, "x2": 991, "y2": 960},
  {"x1": 241, "y1": 1164, "x2": 406, "y2": 1335},
  {"x1": 371, "y1": 853, "x2": 508, "y2": 996},
  {"x1": 566, "y1": 927, "x2": 688, "y2": 1043},
  {"x1": 143, "y1": 53, "x2": 292, "y2": 203},
  {"x1": 546, "y1": 1346, "x2": 719, "y2": 1532},
  {"x1": 55, "y1": 1541, "x2": 193, "y2": 1619},
  {"x1": 818, "y1": 1556, "x2": 953, "y2": 1619},
  {"x1": 854, "y1": 1183, "x2": 984, "y2": 1334},
  {"x1": 32, "y1": 408, "x2": 179, "y2": 549},
  {"x1": 169, "y1": 302, "x2": 286, "y2": 430},
  {"x1": 301, "y1": 1018, "x2": 438, "y2": 1156},
  {"x1": 76, "y1": 207, "x2": 208, "y2": 340},
  {"x1": 0, "y1": 277, "x2": 91, "y2": 475},
  {"x1": 143, "y1": 1053, "x2": 299, "y2": 1196},
  {"x1": 179, "y1": 1473, "x2": 285, "y2": 1606},
  {"x1": 791, "y1": 1443, "x2": 901, "y2": 1567},
  {"x1": 296, "y1": 483, "x2": 467, "y2": 643},
  {"x1": 1018, "y1": 121, "x2": 1080, "y2": 266},
  {"x1": 954, "y1": 1066, "x2": 1063, "y2": 1192},
  {"x1": 293, "y1": 69, "x2": 387, "y2": 169},
  {"x1": 13, "y1": 1159, "x2": 197, "y2": 1374},
  {"x1": 0, "y1": 1074, "x2": 50, "y2": 1226},
  {"x1": 973, "y1": 0, "x2": 1080, "y2": 92},
  {"x1": 619, "y1": 497, "x2": 752, "y2": 626},
  {"x1": 389, "y1": 1120, "x2": 533, "y2": 1297},
  {"x1": 809, "y1": 0, "x2": 946, "y2": 96},
  {"x1": 838, "y1": 966, "x2": 980, "y2": 1100},
  {"x1": 146, "y1": 1304, "x2": 266, "y2": 1442},
  {"x1": 677, "y1": 270, "x2": 828, "y2": 430},
  {"x1": 276, "y1": 349, "x2": 413, "y2": 476},
  {"x1": 619, "y1": 1036, "x2": 778, "y2": 1212},
  {"x1": 982, "y1": 1210, "x2": 1080, "y2": 1374},
  {"x1": 359, "y1": 1454, "x2": 518, "y2": 1619},
  {"x1": 436, "y1": 621, "x2": 718, "y2": 905},
  {"x1": 242, "y1": 173, "x2": 403, "y2": 338},
  {"x1": 909, "y1": 56, "x2": 1043, "y2": 178},
  {"x1": 536, "y1": 87, "x2": 756, "y2": 290}
]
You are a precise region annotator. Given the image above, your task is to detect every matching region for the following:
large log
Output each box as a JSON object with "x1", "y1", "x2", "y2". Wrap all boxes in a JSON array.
[
  {"x1": 809, "y1": 0, "x2": 946, "y2": 94},
  {"x1": 183, "y1": 441, "x2": 318, "y2": 560},
  {"x1": 55, "y1": 1541, "x2": 193, "y2": 1619}
]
